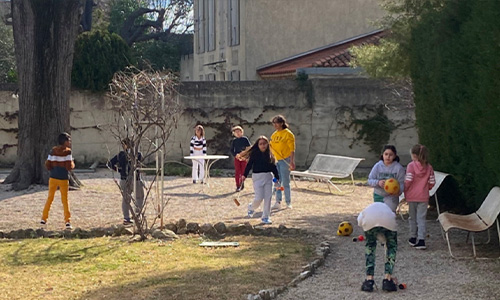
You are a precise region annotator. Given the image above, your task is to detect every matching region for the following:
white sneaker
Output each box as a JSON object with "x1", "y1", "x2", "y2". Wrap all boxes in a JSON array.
[
  {"x1": 65, "y1": 222, "x2": 73, "y2": 230},
  {"x1": 286, "y1": 203, "x2": 293, "y2": 209},
  {"x1": 272, "y1": 202, "x2": 281, "y2": 210}
]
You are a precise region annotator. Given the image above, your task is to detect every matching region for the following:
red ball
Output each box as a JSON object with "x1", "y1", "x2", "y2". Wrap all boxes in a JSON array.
[{"x1": 357, "y1": 235, "x2": 364, "y2": 241}]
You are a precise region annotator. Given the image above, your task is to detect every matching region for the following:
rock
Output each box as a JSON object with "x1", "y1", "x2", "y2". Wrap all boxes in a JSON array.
[
  {"x1": 90, "y1": 227, "x2": 106, "y2": 238},
  {"x1": 24, "y1": 228, "x2": 37, "y2": 239},
  {"x1": 162, "y1": 229, "x2": 179, "y2": 239},
  {"x1": 312, "y1": 258, "x2": 324, "y2": 269},
  {"x1": 72, "y1": 228, "x2": 90, "y2": 238},
  {"x1": 112, "y1": 225, "x2": 131, "y2": 236},
  {"x1": 200, "y1": 223, "x2": 218, "y2": 236},
  {"x1": 258, "y1": 289, "x2": 271, "y2": 300},
  {"x1": 299, "y1": 270, "x2": 312, "y2": 280},
  {"x1": 47, "y1": 231, "x2": 61, "y2": 238},
  {"x1": 177, "y1": 218, "x2": 187, "y2": 229},
  {"x1": 227, "y1": 224, "x2": 247, "y2": 234},
  {"x1": 268, "y1": 288, "x2": 278, "y2": 298},
  {"x1": 8, "y1": 229, "x2": 26, "y2": 239},
  {"x1": 186, "y1": 222, "x2": 200, "y2": 234},
  {"x1": 320, "y1": 241, "x2": 331, "y2": 248},
  {"x1": 177, "y1": 228, "x2": 187, "y2": 235},
  {"x1": 35, "y1": 228, "x2": 46, "y2": 238},
  {"x1": 243, "y1": 222, "x2": 254, "y2": 234},
  {"x1": 0, "y1": 231, "x2": 4, "y2": 238},
  {"x1": 213, "y1": 222, "x2": 227, "y2": 234},
  {"x1": 164, "y1": 223, "x2": 177, "y2": 233},
  {"x1": 278, "y1": 224, "x2": 287, "y2": 233},
  {"x1": 152, "y1": 229, "x2": 179, "y2": 240},
  {"x1": 152, "y1": 229, "x2": 167, "y2": 239},
  {"x1": 253, "y1": 226, "x2": 265, "y2": 235}
]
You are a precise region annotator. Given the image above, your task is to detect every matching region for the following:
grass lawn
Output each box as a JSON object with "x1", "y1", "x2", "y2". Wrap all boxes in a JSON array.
[{"x1": 0, "y1": 235, "x2": 314, "y2": 300}]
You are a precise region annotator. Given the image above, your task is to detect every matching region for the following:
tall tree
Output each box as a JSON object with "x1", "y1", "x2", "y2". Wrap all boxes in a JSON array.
[
  {"x1": 108, "y1": 0, "x2": 193, "y2": 46},
  {"x1": 350, "y1": 0, "x2": 445, "y2": 79},
  {"x1": 4, "y1": 0, "x2": 83, "y2": 190}
]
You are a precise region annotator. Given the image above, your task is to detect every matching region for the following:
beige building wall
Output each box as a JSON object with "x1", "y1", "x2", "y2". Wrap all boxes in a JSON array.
[
  {"x1": 192, "y1": 0, "x2": 384, "y2": 81},
  {"x1": 0, "y1": 79, "x2": 417, "y2": 169}
]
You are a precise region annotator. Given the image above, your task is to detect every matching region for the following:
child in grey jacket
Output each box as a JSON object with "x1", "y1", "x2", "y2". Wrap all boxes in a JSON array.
[{"x1": 367, "y1": 145, "x2": 405, "y2": 212}]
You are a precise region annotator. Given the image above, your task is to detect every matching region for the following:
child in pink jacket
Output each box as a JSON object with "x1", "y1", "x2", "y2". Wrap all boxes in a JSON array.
[{"x1": 404, "y1": 144, "x2": 435, "y2": 250}]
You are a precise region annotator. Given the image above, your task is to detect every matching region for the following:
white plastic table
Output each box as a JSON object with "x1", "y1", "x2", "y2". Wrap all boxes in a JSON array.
[{"x1": 184, "y1": 155, "x2": 229, "y2": 186}]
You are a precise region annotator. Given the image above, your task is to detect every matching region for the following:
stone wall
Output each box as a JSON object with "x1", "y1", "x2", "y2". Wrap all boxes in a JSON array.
[{"x1": 0, "y1": 78, "x2": 417, "y2": 168}]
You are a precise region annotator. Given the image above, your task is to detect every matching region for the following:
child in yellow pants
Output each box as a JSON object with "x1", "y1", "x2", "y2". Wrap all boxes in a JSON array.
[{"x1": 41, "y1": 132, "x2": 75, "y2": 229}]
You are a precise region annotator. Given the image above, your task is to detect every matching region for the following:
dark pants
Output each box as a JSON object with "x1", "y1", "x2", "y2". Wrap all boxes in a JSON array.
[
  {"x1": 365, "y1": 227, "x2": 397, "y2": 276},
  {"x1": 234, "y1": 158, "x2": 247, "y2": 188}
]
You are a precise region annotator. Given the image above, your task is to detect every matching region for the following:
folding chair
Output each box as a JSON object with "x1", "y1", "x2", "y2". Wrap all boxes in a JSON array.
[{"x1": 438, "y1": 186, "x2": 500, "y2": 259}]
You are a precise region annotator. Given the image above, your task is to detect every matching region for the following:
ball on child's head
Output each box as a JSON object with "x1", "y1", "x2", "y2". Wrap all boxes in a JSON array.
[
  {"x1": 337, "y1": 221, "x2": 353, "y2": 236},
  {"x1": 384, "y1": 178, "x2": 400, "y2": 195}
]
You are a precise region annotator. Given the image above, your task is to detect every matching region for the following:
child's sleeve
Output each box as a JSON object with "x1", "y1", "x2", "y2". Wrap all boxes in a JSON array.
[
  {"x1": 189, "y1": 137, "x2": 194, "y2": 155},
  {"x1": 203, "y1": 138, "x2": 207, "y2": 154},
  {"x1": 230, "y1": 139, "x2": 236, "y2": 157},
  {"x1": 64, "y1": 150, "x2": 74, "y2": 171},
  {"x1": 287, "y1": 131, "x2": 296, "y2": 152},
  {"x1": 45, "y1": 150, "x2": 53, "y2": 170},
  {"x1": 428, "y1": 166, "x2": 436, "y2": 190},
  {"x1": 271, "y1": 163, "x2": 279, "y2": 181},
  {"x1": 367, "y1": 163, "x2": 380, "y2": 187},
  {"x1": 397, "y1": 164, "x2": 405, "y2": 195},
  {"x1": 243, "y1": 157, "x2": 253, "y2": 178},
  {"x1": 404, "y1": 163, "x2": 414, "y2": 192}
]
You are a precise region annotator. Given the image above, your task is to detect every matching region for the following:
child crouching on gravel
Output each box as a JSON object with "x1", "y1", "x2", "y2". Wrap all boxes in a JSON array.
[{"x1": 240, "y1": 136, "x2": 279, "y2": 225}]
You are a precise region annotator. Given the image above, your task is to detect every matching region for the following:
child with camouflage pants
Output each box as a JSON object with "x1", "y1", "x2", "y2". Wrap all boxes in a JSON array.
[{"x1": 357, "y1": 202, "x2": 398, "y2": 292}]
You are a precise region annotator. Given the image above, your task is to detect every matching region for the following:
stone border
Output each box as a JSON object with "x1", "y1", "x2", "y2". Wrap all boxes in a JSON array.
[
  {"x1": 246, "y1": 241, "x2": 331, "y2": 300},
  {"x1": 0, "y1": 218, "x2": 311, "y2": 240},
  {"x1": 0, "y1": 219, "x2": 331, "y2": 299}
]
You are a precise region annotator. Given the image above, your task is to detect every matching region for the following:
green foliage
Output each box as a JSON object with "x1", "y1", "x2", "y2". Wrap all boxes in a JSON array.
[
  {"x1": 351, "y1": 39, "x2": 409, "y2": 79},
  {"x1": 0, "y1": 20, "x2": 16, "y2": 83},
  {"x1": 72, "y1": 30, "x2": 132, "y2": 91},
  {"x1": 353, "y1": 106, "x2": 395, "y2": 153},
  {"x1": 132, "y1": 34, "x2": 193, "y2": 72},
  {"x1": 295, "y1": 71, "x2": 315, "y2": 107},
  {"x1": 108, "y1": 0, "x2": 147, "y2": 34},
  {"x1": 410, "y1": 0, "x2": 500, "y2": 210},
  {"x1": 351, "y1": 0, "x2": 445, "y2": 79}
]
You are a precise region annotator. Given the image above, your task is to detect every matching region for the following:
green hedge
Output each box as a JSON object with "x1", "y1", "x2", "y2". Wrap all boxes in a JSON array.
[
  {"x1": 72, "y1": 30, "x2": 132, "y2": 91},
  {"x1": 410, "y1": 1, "x2": 500, "y2": 210}
]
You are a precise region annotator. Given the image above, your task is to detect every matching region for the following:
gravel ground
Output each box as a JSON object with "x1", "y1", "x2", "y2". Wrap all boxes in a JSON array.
[{"x1": 1, "y1": 170, "x2": 499, "y2": 299}]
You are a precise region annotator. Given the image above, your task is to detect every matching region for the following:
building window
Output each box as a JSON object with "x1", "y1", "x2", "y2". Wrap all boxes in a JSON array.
[
  {"x1": 207, "y1": 0, "x2": 215, "y2": 51},
  {"x1": 196, "y1": 0, "x2": 205, "y2": 53},
  {"x1": 229, "y1": 0, "x2": 239, "y2": 46},
  {"x1": 229, "y1": 70, "x2": 240, "y2": 81},
  {"x1": 206, "y1": 73, "x2": 216, "y2": 81},
  {"x1": 196, "y1": 0, "x2": 216, "y2": 53}
]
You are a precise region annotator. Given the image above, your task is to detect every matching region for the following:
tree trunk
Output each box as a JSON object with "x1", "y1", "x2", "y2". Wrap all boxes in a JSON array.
[{"x1": 4, "y1": 0, "x2": 82, "y2": 190}]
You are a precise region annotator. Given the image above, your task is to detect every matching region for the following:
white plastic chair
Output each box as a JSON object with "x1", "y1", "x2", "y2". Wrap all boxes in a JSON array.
[{"x1": 438, "y1": 186, "x2": 500, "y2": 259}]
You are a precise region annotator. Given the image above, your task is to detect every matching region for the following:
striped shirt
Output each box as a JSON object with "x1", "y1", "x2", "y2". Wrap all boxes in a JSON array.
[
  {"x1": 190, "y1": 136, "x2": 207, "y2": 155},
  {"x1": 45, "y1": 146, "x2": 74, "y2": 180}
]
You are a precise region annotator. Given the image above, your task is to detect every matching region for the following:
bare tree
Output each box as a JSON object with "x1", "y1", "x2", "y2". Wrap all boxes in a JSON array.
[{"x1": 107, "y1": 67, "x2": 182, "y2": 240}]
